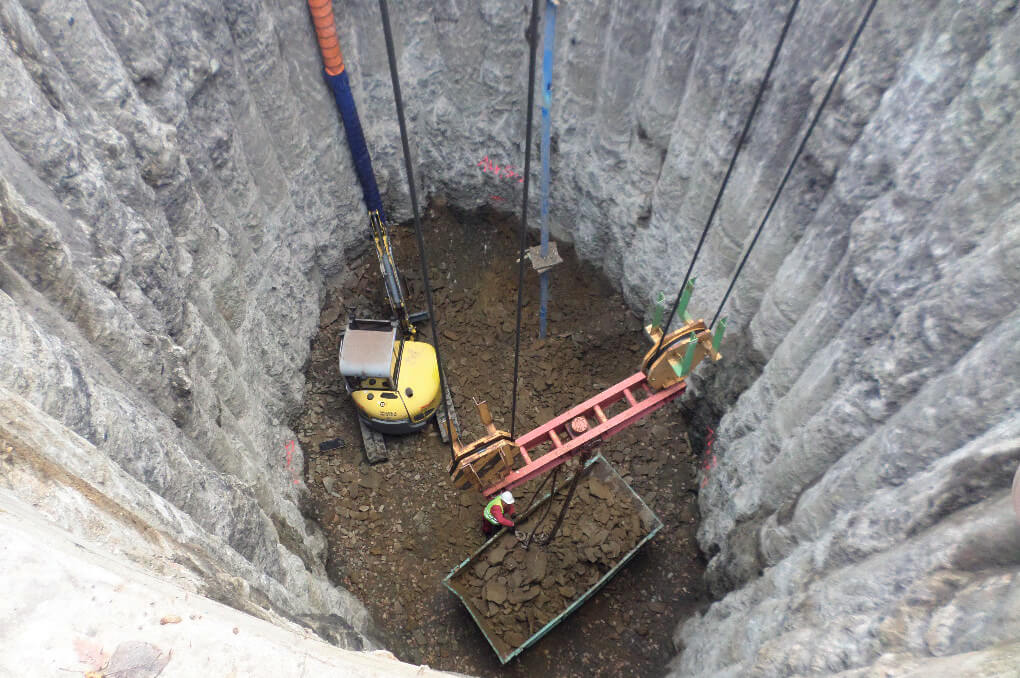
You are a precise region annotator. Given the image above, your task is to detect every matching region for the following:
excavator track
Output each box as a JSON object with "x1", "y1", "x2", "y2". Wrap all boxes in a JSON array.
[{"x1": 358, "y1": 417, "x2": 388, "y2": 465}]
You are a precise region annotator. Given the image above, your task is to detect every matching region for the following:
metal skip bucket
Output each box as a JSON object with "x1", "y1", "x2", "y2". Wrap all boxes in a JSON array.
[{"x1": 443, "y1": 455, "x2": 663, "y2": 664}]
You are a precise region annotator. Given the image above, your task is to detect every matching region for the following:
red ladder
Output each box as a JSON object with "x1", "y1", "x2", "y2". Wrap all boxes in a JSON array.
[{"x1": 483, "y1": 372, "x2": 686, "y2": 497}]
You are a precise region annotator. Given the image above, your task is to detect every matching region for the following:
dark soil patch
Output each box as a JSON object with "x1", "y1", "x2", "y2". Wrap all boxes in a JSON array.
[{"x1": 292, "y1": 202, "x2": 707, "y2": 677}]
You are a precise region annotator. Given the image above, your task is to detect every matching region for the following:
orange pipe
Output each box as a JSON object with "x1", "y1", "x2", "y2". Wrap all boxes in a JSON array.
[{"x1": 307, "y1": 0, "x2": 345, "y2": 75}]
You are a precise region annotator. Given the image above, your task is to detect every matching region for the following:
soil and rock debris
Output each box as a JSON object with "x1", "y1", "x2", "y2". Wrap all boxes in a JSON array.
[
  {"x1": 292, "y1": 202, "x2": 707, "y2": 677},
  {"x1": 449, "y1": 460, "x2": 657, "y2": 658}
]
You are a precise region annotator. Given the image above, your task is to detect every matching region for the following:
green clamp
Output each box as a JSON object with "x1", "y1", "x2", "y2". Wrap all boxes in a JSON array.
[
  {"x1": 672, "y1": 332, "x2": 700, "y2": 378},
  {"x1": 712, "y1": 317, "x2": 727, "y2": 355},
  {"x1": 678, "y1": 278, "x2": 695, "y2": 324},
  {"x1": 650, "y1": 291, "x2": 666, "y2": 330}
]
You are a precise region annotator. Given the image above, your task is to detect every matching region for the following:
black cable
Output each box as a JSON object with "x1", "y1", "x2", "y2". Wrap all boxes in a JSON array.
[
  {"x1": 378, "y1": 0, "x2": 456, "y2": 460},
  {"x1": 711, "y1": 0, "x2": 878, "y2": 328},
  {"x1": 524, "y1": 467, "x2": 558, "y2": 549},
  {"x1": 519, "y1": 465, "x2": 554, "y2": 517},
  {"x1": 538, "y1": 452, "x2": 589, "y2": 545},
  {"x1": 510, "y1": 0, "x2": 541, "y2": 440},
  {"x1": 652, "y1": 0, "x2": 800, "y2": 361}
]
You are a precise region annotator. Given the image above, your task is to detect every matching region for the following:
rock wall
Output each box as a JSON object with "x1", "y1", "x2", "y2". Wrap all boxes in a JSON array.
[
  {"x1": 0, "y1": 0, "x2": 375, "y2": 644},
  {"x1": 1, "y1": 0, "x2": 1018, "y2": 675}
]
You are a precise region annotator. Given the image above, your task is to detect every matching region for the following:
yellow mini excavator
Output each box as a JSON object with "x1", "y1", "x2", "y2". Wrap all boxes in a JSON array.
[
  {"x1": 335, "y1": 213, "x2": 447, "y2": 464},
  {"x1": 309, "y1": 0, "x2": 453, "y2": 462},
  {"x1": 338, "y1": 210, "x2": 442, "y2": 439},
  {"x1": 339, "y1": 317, "x2": 440, "y2": 436}
]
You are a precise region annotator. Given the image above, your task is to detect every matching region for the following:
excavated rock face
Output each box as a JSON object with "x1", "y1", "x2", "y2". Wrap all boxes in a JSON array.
[
  {"x1": 1, "y1": 0, "x2": 1017, "y2": 675},
  {"x1": 0, "y1": 0, "x2": 374, "y2": 643}
]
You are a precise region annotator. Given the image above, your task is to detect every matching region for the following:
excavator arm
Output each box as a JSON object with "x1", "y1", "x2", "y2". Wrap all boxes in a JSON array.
[{"x1": 369, "y1": 211, "x2": 417, "y2": 338}]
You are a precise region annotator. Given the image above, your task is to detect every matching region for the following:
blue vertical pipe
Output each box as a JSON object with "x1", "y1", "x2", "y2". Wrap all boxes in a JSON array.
[{"x1": 538, "y1": 0, "x2": 557, "y2": 339}]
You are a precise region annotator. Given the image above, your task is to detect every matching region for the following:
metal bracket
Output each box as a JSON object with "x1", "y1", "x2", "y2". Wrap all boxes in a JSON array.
[
  {"x1": 712, "y1": 317, "x2": 727, "y2": 354},
  {"x1": 649, "y1": 291, "x2": 666, "y2": 331},
  {"x1": 525, "y1": 241, "x2": 563, "y2": 275},
  {"x1": 677, "y1": 278, "x2": 695, "y2": 324}
]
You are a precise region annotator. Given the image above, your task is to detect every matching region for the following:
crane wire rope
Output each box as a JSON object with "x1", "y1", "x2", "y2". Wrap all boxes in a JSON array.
[
  {"x1": 377, "y1": 0, "x2": 456, "y2": 462},
  {"x1": 509, "y1": 0, "x2": 543, "y2": 440},
  {"x1": 522, "y1": 467, "x2": 559, "y2": 549},
  {"x1": 652, "y1": 0, "x2": 800, "y2": 363},
  {"x1": 710, "y1": 0, "x2": 879, "y2": 328}
]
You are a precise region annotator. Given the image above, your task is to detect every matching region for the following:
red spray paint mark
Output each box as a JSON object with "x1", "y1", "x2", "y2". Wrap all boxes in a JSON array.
[
  {"x1": 477, "y1": 156, "x2": 525, "y2": 184},
  {"x1": 285, "y1": 440, "x2": 300, "y2": 486},
  {"x1": 701, "y1": 427, "x2": 717, "y2": 488}
]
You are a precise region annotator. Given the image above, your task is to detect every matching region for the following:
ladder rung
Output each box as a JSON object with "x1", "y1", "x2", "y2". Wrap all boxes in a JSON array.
[
  {"x1": 548, "y1": 430, "x2": 562, "y2": 448},
  {"x1": 641, "y1": 383, "x2": 653, "y2": 396},
  {"x1": 519, "y1": 446, "x2": 532, "y2": 465},
  {"x1": 593, "y1": 405, "x2": 607, "y2": 424},
  {"x1": 623, "y1": 389, "x2": 638, "y2": 406}
]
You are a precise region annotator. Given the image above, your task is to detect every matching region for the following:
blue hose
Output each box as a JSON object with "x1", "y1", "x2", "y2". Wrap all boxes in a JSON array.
[{"x1": 325, "y1": 70, "x2": 385, "y2": 218}]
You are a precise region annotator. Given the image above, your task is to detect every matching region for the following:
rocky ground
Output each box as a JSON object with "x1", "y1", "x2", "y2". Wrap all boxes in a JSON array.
[{"x1": 292, "y1": 203, "x2": 706, "y2": 677}]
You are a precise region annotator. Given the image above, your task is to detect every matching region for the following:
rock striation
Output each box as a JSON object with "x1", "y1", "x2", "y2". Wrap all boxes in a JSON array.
[
  {"x1": 1, "y1": 0, "x2": 1017, "y2": 675},
  {"x1": 0, "y1": 0, "x2": 374, "y2": 645}
]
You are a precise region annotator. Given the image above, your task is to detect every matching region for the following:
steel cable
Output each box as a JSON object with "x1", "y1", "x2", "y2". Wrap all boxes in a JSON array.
[
  {"x1": 711, "y1": 0, "x2": 879, "y2": 328},
  {"x1": 652, "y1": 0, "x2": 801, "y2": 361},
  {"x1": 510, "y1": 0, "x2": 542, "y2": 440},
  {"x1": 378, "y1": 0, "x2": 456, "y2": 461}
]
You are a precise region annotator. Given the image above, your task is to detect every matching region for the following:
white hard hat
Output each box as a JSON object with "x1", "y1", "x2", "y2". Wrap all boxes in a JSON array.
[{"x1": 500, "y1": 491, "x2": 515, "y2": 505}]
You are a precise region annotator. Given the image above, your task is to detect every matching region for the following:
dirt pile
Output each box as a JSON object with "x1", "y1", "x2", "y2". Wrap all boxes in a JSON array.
[{"x1": 449, "y1": 461, "x2": 656, "y2": 657}]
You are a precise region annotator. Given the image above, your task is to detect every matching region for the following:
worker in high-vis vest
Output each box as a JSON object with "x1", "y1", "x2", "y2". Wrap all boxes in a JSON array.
[{"x1": 482, "y1": 491, "x2": 516, "y2": 537}]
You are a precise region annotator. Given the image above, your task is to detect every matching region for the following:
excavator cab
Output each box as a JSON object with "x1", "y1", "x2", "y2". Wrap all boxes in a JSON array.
[{"x1": 339, "y1": 318, "x2": 441, "y2": 434}]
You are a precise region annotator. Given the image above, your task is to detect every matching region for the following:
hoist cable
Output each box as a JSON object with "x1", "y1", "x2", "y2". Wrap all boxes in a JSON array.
[
  {"x1": 538, "y1": 453, "x2": 589, "y2": 546},
  {"x1": 510, "y1": 0, "x2": 542, "y2": 440},
  {"x1": 523, "y1": 467, "x2": 559, "y2": 549},
  {"x1": 378, "y1": 0, "x2": 456, "y2": 460},
  {"x1": 652, "y1": 0, "x2": 800, "y2": 361},
  {"x1": 711, "y1": 0, "x2": 879, "y2": 328}
]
